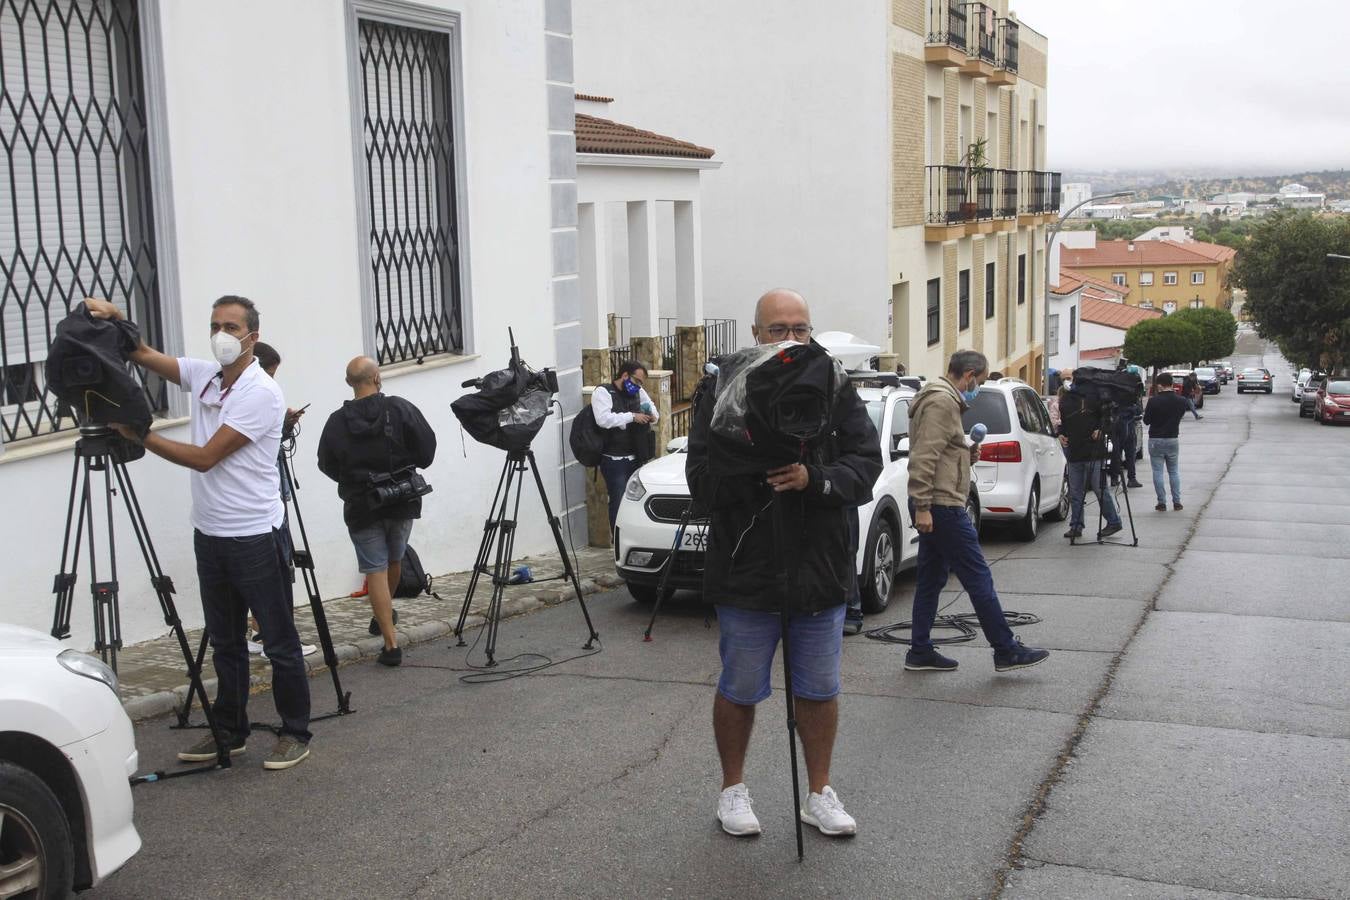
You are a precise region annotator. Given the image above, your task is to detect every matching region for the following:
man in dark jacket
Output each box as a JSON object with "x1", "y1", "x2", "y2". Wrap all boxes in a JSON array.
[
  {"x1": 317, "y1": 356, "x2": 436, "y2": 667},
  {"x1": 1056, "y1": 377, "x2": 1124, "y2": 541},
  {"x1": 591, "y1": 360, "x2": 657, "y2": 530},
  {"x1": 1143, "y1": 373, "x2": 1189, "y2": 511},
  {"x1": 687, "y1": 288, "x2": 882, "y2": 840}
]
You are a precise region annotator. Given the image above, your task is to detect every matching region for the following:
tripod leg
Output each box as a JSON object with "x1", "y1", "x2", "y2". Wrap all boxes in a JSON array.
[
  {"x1": 455, "y1": 457, "x2": 515, "y2": 643},
  {"x1": 526, "y1": 451, "x2": 600, "y2": 648},
  {"x1": 51, "y1": 452, "x2": 86, "y2": 641},
  {"x1": 482, "y1": 458, "x2": 527, "y2": 666},
  {"x1": 769, "y1": 499, "x2": 805, "y2": 861},
  {"x1": 644, "y1": 507, "x2": 691, "y2": 641}
]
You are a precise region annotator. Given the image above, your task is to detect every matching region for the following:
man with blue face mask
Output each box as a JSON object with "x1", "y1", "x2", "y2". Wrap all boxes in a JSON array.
[
  {"x1": 83, "y1": 295, "x2": 312, "y2": 771},
  {"x1": 905, "y1": 350, "x2": 1049, "y2": 674},
  {"x1": 591, "y1": 359, "x2": 658, "y2": 531}
]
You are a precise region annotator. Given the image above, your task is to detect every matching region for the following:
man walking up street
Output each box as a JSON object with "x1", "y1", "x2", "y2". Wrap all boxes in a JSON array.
[
  {"x1": 905, "y1": 350, "x2": 1049, "y2": 674},
  {"x1": 687, "y1": 288, "x2": 882, "y2": 839},
  {"x1": 1144, "y1": 373, "x2": 1189, "y2": 511},
  {"x1": 85, "y1": 295, "x2": 313, "y2": 770},
  {"x1": 1057, "y1": 375, "x2": 1124, "y2": 541},
  {"x1": 317, "y1": 357, "x2": 437, "y2": 667}
]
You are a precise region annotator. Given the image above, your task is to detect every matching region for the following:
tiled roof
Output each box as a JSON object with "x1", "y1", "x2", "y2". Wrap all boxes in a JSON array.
[
  {"x1": 1176, "y1": 240, "x2": 1237, "y2": 263},
  {"x1": 1080, "y1": 346, "x2": 1123, "y2": 360},
  {"x1": 1061, "y1": 268, "x2": 1129, "y2": 300},
  {"x1": 575, "y1": 113, "x2": 714, "y2": 159},
  {"x1": 574, "y1": 93, "x2": 614, "y2": 103},
  {"x1": 1079, "y1": 296, "x2": 1164, "y2": 330},
  {"x1": 1052, "y1": 270, "x2": 1087, "y2": 295},
  {"x1": 1062, "y1": 239, "x2": 1230, "y2": 269}
]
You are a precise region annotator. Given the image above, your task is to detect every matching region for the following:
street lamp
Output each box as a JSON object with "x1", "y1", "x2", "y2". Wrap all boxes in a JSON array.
[{"x1": 1042, "y1": 190, "x2": 1134, "y2": 394}]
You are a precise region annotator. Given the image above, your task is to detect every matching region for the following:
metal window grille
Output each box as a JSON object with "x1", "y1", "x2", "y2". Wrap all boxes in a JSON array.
[
  {"x1": 1, "y1": 0, "x2": 165, "y2": 444},
  {"x1": 926, "y1": 278, "x2": 940, "y2": 346},
  {"x1": 958, "y1": 269, "x2": 970, "y2": 331},
  {"x1": 1017, "y1": 255, "x2": 1026, "y2": 305},
  {"x1": 357, "y1": 17, "x2": 462, "y2": 365},
  {"x1": 985, "y1": 261, "x2": 995, "y2": 318}
]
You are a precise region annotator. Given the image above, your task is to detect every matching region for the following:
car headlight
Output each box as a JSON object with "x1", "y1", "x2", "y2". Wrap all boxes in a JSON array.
[
  {"x1": 623, "y1": 472, "x2": 647, "y2": 502},
  {"x1": 626, "y1": 550, "x2": 655, "y2": 567},
  {"x1": 58, "y1": 649, "x2": 118, "y2": 695}
]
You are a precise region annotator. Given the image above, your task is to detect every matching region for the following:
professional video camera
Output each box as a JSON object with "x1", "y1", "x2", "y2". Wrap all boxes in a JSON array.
[
  {"x1": 45, "y1": 304, "x2": 153, "y2": 459},
  {"x1": 451, "y1": 329, "x2": 558, "y2": 452},
  {"x1": 1069, "y1": 366, "x2": 1143, "y2": 407},
  {"x1": 366, "y1": 466, "x2": 433, "y2": 508},
  {"x1": 707, "y1": 340, "x2": 845, "y2": 476}
]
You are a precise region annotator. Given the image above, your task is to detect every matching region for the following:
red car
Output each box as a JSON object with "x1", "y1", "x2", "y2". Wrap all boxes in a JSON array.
[{"x1": 1313, "y1": 378, "x2": 1350, "y2": 424}]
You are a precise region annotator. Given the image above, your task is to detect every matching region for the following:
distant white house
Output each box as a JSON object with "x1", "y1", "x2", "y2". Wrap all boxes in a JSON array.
[
  {"x1": 1277, "y1": 183, "x2": 1325, "y2": 209},
  {"x1": 1081, "y1": 203, "x2": 1127, "y2": 219},
  {"x1": 1135, "y1": 225, "x2": 1193, "y2": 242},
  {"x1": 1061, "y1": 182, "x2": 1093, "y2": 215}
]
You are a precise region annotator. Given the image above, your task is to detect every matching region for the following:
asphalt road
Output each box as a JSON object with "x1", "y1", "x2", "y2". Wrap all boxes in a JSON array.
[{"x1": 93, "y1": 329, "x2": 1348, "y2": 899}]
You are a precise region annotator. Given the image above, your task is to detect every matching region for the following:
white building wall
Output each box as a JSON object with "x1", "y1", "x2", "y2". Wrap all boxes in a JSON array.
[
  {"x1": 0, "y1": 0, "x2": 566, "y2": 646},
  {"x1": 1080, "y1": 320, "x2": 1127, "y2": 354},
  {"x1": 572, "y1": 0, "x2": 891, "y2": 350}
]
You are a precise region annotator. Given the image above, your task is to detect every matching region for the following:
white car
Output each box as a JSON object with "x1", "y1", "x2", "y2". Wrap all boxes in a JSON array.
[
  {"x1": 0, "y1": 625, "x2": 141, "y2": 896},
  {"x1": 962, "y1": 378, "x2": 1069, "y2": 540},
  {"x1": 613, "y1": 382, "x2": 981, "y2": 613},
  {"x1": 1292, "y1": 368, "x2": 1312, "y2": 402}
]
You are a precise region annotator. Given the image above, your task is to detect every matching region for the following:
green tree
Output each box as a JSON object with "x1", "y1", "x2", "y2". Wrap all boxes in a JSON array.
[
  {"x1": 1123, "y1": 317, "x2": 1203, "y2": 373},
  {"x1": 1232, "y1": 211, "x2": 1350, "y2": 370},
  {"x1": 1170, "y1": 306, "x2": 1237, "y2": 365}
]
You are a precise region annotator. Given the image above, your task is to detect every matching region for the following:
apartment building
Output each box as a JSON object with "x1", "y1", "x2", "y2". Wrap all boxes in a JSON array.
[{"x1": 1061, "y1": 239, "x2": 1236, "y2": 313}]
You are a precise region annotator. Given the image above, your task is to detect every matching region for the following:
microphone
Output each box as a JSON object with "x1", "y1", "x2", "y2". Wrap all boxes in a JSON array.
[
  {"x1": 969, "y1": 423, "x2": 988, "y2": 445},
  {"x1": 703, "y1": 362, "x2": 719, "y2": 376}
]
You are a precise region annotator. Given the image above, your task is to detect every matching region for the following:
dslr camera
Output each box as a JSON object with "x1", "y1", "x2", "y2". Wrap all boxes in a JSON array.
[{"x1": 367, "y1": 467, "x2": 433, "y2": 509}]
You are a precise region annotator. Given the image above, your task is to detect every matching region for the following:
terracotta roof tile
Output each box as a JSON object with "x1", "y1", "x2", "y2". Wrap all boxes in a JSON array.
[
  {"x1": 1079, "y1": 296, "x2": 1164, "y2": 330},
  {"x1": 1080, "y1": 346, "x2": 1123, "y2": 360},
  {"x1": 575, "y1": 113, "x2": 714, "y2": 159},
  {"x1": 1063, "y1": 268, "x2": 1130, "y2": 299},
  {"x1": 1062, "y1": 239, "x2": 1229, "y2": 269},
  {"x1": 574, "y1": 93, "x2": 614, "y2": 103},
  {"x1": 1174, "y1": 239, "x2": 1237, "y2": 263}
]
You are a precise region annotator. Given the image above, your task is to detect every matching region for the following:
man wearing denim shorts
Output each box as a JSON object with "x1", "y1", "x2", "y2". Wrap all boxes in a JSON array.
[
  {"x1": 686, "y1": 289, "x2": 882, "y2": 839},
  {"x1": 318, "y1": 357, "x2": 436, "y2": 667}
]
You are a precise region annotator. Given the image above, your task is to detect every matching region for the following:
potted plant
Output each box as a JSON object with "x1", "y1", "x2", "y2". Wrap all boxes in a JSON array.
[{"x1": 960, "y1": 138, "x2": 990, "y2": 219}]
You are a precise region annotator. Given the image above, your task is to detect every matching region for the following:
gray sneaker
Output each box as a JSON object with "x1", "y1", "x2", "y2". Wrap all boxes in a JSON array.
[
  {"x1": 262, "y1": 736, "x2": 311, "y2": 771},
  {"x1": 177, "y1": 733, "x2": 245, "y2": 763}
]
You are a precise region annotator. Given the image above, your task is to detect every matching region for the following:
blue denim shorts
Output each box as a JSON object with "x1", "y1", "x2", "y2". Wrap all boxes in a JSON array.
[
  {"x1": 715, "y1": 604, "x2": 846, "y2": 705},
  {"x1": 349, "y1": 518, "x2": 414, "y2": 574}
]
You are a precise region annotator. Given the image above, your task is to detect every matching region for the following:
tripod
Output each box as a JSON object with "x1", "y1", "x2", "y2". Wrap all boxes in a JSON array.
[
  {"x1": 453, "y1": 448, "x2": 599, "y2": 666},
  {"x1": 641, "y1": 500, "x2": 709, "y2": 641},
  {"x1": 50, "y1": 426, "x2": 230, "y2": 775},
  {"x1": 768, "y1": 491, "x2": 806, "y2": 861},
  {"x1": 176, "y1": 433, "x2": 353, "y2": 729},
  {"x1": 1068, "y1": 440, "x2": 1139, "y2": 547}
]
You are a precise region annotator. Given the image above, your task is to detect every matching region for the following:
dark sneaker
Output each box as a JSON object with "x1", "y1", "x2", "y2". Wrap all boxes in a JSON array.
[
  {"x1": 993, "y1": 639, "x2": 1050, "y2": 672},
  {"x1": 1063, "y1": 528, "x2": 1082, "y2": 540},
  {"x1": 1127, "y1": 479, "x2": 1144, "y2": 489},
  {"x1": 843, "y1": 610, "x2": 864, "y2": 636},
  {"x1": 1099, "y1": 523, "x2": 1123, "y2": 538},
  {"x1": 178, "y1": 733, "x2": 245, "y2": 763},
  {"x1": 1173, "y1": 503, "x2": 1184, "y2": 511},
  {"x1": 368, "y1": 608, "x2": 399, "y2": 636},
  {"x1": 377, "y1": 646, "x2": 403, "y2": 667},
  {"x1": 1155, "y1": 503, "x2": 1167, "y2": 512},
  {"x1": 263, "y1": 736, "x2": 310, "y2": 771},
  {"x1": 904, "y1": 648, "x2": 958, "y2": 671}
]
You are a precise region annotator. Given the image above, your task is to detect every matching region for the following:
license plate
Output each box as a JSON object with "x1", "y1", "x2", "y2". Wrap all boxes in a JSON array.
[{"x1": 681, "y1": 530, "x2": 708, "y2": 550}]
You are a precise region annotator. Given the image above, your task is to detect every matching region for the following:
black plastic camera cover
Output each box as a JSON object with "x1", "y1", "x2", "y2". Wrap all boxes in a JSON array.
[{"x1": 45, "y1": 305, "x2": 154, "y2": 438}]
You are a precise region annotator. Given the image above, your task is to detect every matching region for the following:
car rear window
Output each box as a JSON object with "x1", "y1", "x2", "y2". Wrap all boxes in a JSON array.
[
  {"x1": 961, "y1": 391, "x2": 1012, "y2": 435},
  {"x1": 1327, "y1": 380, "x2": 1350, "y2": 393},
  {"x1": 1195, "y1": 368, "x2": 1216, "y2": 377},
  {"x1": 1240, "y1": 368, "x2": 1263, "y2": 375}
]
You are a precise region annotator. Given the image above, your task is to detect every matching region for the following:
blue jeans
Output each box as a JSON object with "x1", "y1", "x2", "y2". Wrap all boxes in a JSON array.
[
  {"x1": 1067, "y1": 460, "x2": 1121, "y2": 531},
  {"x1": 1149, "y1": 438, "x2": 1181, "y2": 505},
  {"x1": 195, "y1": 529, "x2": 312, "y2": 743},
  {"x1": 598, "y1": 456, "x2": 639, "y2": 531},
  {"x1": 910, "y1": 504, "x2": 1016, "y2": 653},
  {"x1": 715, "y1": 604, "x2": 846, "y2": 704}
]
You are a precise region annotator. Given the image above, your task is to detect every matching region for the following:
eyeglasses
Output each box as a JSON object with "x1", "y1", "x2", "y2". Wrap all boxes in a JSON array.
[{"x1": 762, "y1": 324, "x2": 814, "y2": 341}]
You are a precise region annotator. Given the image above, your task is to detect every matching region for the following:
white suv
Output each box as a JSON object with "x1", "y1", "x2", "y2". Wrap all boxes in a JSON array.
[
  {"x1": 613, "y1": 381, "x2": 981, "y2": 614},
  {"x1": 961, "y1": 378, "x2": 1068, "y2": 540},
  {"x1": 0, "y1": 625, "x2": 141, "y2": 896}
]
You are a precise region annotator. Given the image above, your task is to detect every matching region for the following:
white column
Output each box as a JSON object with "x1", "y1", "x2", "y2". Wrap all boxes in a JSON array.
[
  {"x1": 626, "y1": 199, "x2": 660, "y2": 337},
  {"x1": 673, "y1": 200, "x2": 703, "y2": 326},
  {"x1": 578, "y1": 202, "x2": 609, "y2": 348}
]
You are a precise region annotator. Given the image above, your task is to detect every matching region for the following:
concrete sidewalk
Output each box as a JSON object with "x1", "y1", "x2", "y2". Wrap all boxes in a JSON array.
[{"x1": 114, "y1": 543, "x2": 625, "y2": 720}]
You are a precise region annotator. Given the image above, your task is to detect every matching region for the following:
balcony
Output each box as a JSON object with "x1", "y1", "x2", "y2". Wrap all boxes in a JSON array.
[
  {"x1": 989, "y1": 17, "x2": 1019, "y2": 85},
  {"x1": 925, "y1": 0, "x2": 968, "y2": 67},
  {"x1": 1017, "y1": 170, "x2": 1062, "y2": 223},
  {"x1": 925, "y1": 167, "x2": 1058, "y2": 240},
  {"x1": 959, "y1": 3, "x2": 998, "y2": 77}
]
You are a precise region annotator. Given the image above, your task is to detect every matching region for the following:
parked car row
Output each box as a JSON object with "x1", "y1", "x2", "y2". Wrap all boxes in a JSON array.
[{"x1": 1299, "y1": 374, "x2": 1350, "y2": 424}]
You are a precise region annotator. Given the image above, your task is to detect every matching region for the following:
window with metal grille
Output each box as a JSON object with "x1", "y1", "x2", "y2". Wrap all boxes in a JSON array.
[
  {"x1": 0, "y1": 0, "x2": 166, "y2": 444},
  {"x1": 1069, "y1": 306, "x2": 1077, "y2": 345},
  {"x1": 356, "y1": 17, "x2": 463, "y2": 365},
  {"x1": 958, "y1": 269, "x2": 970, "y2": 331},
  {"x1": 1017, "y1": 254, "x2": 1026, "y2": 305},
  {"x1": 926, "y1": 278, "x2": 940, "y2": 346},
  {"x1": 985, "y1": 261, "x2": 995, "y2": 318}
]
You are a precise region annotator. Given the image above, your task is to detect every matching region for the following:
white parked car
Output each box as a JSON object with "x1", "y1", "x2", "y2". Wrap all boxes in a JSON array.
[
  {"x1": 962, "y1": 378, "x2": 1069, "y2": 540},
  {"x1": 0, "y1": 625, "x2": 141, "y2": 896},
  {"x1": 613, "y1": 382, "x2": 980, "y2": 613},
  {"x1": 1292, "y1": 368, "x2": 1312, "y2": 402}
]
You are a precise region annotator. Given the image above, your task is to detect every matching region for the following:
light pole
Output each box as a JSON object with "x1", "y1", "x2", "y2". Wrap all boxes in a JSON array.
[{"x1": 1042, "y1": 190, "x2": 1134, "y2": 394}]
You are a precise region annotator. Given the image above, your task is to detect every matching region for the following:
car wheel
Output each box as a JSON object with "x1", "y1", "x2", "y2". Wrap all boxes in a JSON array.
[
  {"x1": 1043, "y1": 470, "x2": 1069, "y2": 522},
  {"x1": 626, "y1": 583, "x2": 666, "y2": 604},
  {"x1": 860, "y1": 513, "x2": 898, "y2": 614},
  {"x1": 1013, "y1": 484, "x2": 1040, "y2": 541},
  {"x1": 0, "y1": 762, "x2": 74, "y2": 900}
]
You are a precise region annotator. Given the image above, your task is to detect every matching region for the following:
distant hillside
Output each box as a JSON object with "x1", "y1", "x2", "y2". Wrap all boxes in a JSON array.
[{"x1": 1065, "y1": 169, "x2": 1350, "y2": 201}]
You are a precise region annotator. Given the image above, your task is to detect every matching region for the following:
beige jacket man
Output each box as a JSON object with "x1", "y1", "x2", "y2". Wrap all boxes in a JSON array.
[{"x1": 907, "y1": 377, "x2": 975, "y2": 514}]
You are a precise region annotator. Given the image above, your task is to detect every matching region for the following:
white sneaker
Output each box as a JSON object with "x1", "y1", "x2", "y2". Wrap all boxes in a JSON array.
[
  {"x1": 800, "y1": 785, "x2": 857, "y2": 836},
  {"x1": 246, "y1": 640, "x2": 265, "y2": 656},
  {"x1": 300, "y1": 643, "x2": 318, "y2": 657},
  {"x1": 717, "y1": 783, "x2": 762, "y2": 836}
]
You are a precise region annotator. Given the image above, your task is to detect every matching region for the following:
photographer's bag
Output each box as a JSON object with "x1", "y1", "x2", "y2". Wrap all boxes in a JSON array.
[
  {"x1": 394, "y1": 544, "x2": 439, "y2": 599},
  {"x1": 568, "y1": 404, "x2": 605, "y2": 467}
]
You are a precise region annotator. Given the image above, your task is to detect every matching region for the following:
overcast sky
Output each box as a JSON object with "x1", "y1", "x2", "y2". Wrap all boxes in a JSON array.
[{"x1": 1010, "y1": 0, "x2": 1350, "y2": 173}]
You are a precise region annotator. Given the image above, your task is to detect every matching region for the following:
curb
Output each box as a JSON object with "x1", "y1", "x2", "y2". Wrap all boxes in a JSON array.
[{"x1": 120, "y1": 573, "x2": 626, "y2": 722}]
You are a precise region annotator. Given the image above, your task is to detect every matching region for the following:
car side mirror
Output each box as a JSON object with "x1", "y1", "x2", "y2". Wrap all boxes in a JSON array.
[{"x1": 892, "y1": 436, "x2": 910, "y2": 461}]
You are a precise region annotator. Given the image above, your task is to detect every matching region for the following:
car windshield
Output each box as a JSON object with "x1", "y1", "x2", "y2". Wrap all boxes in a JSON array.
[
  {"x1": 1327, "y1": 381, "x2": 1350, "y2": 393},
  {"x1": 960, "y1": 390, "x2": 1012, "y2": 435},
  {"x1": 1240, "y1": 368, "x2": 1264, "y2": 375},
  {"x1": 866, "y1": 399, "x2": 883, "y2": 434},
  {"x1": 1195, "y1": 368, "x2": 1216, "y2": 377}
]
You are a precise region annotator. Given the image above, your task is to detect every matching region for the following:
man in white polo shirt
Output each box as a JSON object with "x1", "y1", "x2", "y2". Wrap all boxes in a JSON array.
[{"x1": 85, "y1": 295, "x2": 312, "y2": 771}]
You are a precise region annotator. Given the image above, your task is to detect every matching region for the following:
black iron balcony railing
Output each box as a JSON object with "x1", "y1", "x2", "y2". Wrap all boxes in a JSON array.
[
  {"x1": 1016, "y1": 170, "x2": 1062, "y2": 214},
  {"x1": 966, "y1": 2, "x2": 996, "y2": 65},
  {"x1": 996, "y1": 169, "x2": 1018, "y2": 218},
  {"x1": 928, "y1": 0, "x2": 967, "y2": 52},
  {"x1": 997, "y1": 17, "x2": 1019, "y2": 72},
  {"x1": 927, "y1": 165, "x2": 994, "y2": 225},
  {"x1": 1048, "y1": 171, "x2": 1062, "y2": 212}
]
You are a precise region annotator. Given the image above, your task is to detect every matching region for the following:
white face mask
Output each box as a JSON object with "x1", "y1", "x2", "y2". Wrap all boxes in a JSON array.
[{"x1": 211, "y1": 331, "x2": 246, "y2": 366}]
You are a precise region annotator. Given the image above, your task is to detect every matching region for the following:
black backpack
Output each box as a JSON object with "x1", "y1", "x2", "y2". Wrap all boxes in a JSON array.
[
  {"x1": 394, "y1": 545, "x2": 439, "y2": 599},
  {"x1": 568, "y1": 403, "x2": 605, "y2": 467}
]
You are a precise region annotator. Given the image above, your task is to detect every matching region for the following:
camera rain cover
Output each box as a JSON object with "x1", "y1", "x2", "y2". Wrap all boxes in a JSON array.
[
  {"x1": 451, "y1": 363, "x2": 551, "y2": 452},
  {"x1": 45, "y1": 304, "x2": 153, "y2": 436}
]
